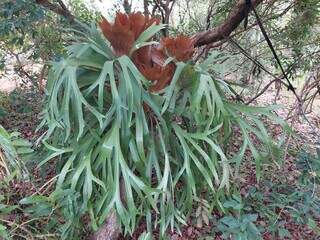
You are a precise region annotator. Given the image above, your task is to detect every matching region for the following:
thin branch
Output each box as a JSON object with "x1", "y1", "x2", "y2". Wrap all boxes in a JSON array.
[
  {"x1": 246, "y1": 78, "x2": 280, "y2": 104},
  {"x1": 57, "y1": 0, "x2": 68, "y2": 11},
  {"x1": 144, "y1": 0, "x2": 150, "y2": 15},
  {"x1": 123, "y1": 0, "x2": 132, "y2": 14},
  {"x1": 206, "y1": 1, "x2": 215, "y2": 30}
]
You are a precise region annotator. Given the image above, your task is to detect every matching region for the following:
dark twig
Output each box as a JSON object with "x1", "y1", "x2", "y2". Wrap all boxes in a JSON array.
[{"x1": 249, "y1": 1, "x2": 297, "y2": 96}]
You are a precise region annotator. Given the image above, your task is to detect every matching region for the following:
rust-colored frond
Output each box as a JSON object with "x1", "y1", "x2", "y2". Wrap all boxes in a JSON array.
[
  {"x1": 99, "y1": 16, "x2": 134, "y2": 56},
  {"x1": 133, "y1": 46, "x2": 167, "y2": 67},
  {"x1": 137, "y1": 62, "x2": 175, "y2": 92},
  {"x1": 99, "y1": 17, "x2": 112, "y2": 40},
  {"x1": 132, "y1": 46, "x2": 152, "y2": 67},
  {"x1": 110, "y1": 27, "x2": 135, "y2": 57},
  {"x1": 150, "y1": 47, "x2": 167, "y2": 66},
  {"x1": 160, "y1": 35, "x2": 195, "y2": 62},
  {"x1": 129, "y1": 13, "x2": 147, "y2": 39},
  {"x1": 149, "y1": 64, "x2": 175, "y2": 92},
  {"x1": 114, "y1": 12, "x2": 130, "y2": 28},
  {"x1": 133, "y1": 46, "x2": 176, "y2": 92},
  {"x1": 138, "y1": 64, "x2": 164, "y2": 82},
  {"x1": 128, "y1": 12, "x2": 160, "y2": 39},
  {"x1": 98, "y1": 12, "x2": 160, "y2": 56},
  {"x1": 99, "y1": 13, "x2": 194, "y2": 92}
]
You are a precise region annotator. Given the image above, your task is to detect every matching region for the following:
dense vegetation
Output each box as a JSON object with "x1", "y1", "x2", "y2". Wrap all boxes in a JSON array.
[{"x1": 0, "y1": 0, "x2": 319, "y2": 240}]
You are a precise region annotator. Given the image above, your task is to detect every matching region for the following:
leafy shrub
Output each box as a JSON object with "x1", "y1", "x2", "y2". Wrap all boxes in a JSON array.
[
  {"x1": 297, "y1": 148, "x2": 320, "y2": 186},
  {"x1": 217, "y1": 214, "x2": 260, "y2": 240},
  {"x1": 0, "y1": 178, "x2": 80, "y2": 239},
  {"x1": 244, "y1": 157, "x2": 320, "y2": 240},
  {"x1": 0, "y1": 124, "x2": 33, "y2": 177},
  {"x1": 19, "y1": 189, "x2": 84, "y2": 239},
  {"x1": 0, "y1": 89, "x2": 43, "y2": 135},
  {"x1": 0, "y1": 125, "x2": 34, "y2": 239},
  {"x1": 39, "y1": 13, "x2": 287, "y2": 238},
  {"x1": 216, "y1": 194, "x2": 261, "y2": 240}
]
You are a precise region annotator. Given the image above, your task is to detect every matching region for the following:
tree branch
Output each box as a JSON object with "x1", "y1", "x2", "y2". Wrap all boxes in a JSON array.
[
  {"x1": 57, "y1": 0, "x2": 68, "y2": 12},
  {"x1": 193, "y1": 0, "x2": 263, "y2": 47},
  {"x1": 205, "y1": 1, "x2": 215, "y2": 30},
  {"x1": 123, "y1": 0, "x2": 132, "y2": 14},
  {"x1": 144, "y1": 0, "x2": 150, "y2": 15},
  {"x1": 35, "y1": 0, "x2": 75, "y2": 22}
]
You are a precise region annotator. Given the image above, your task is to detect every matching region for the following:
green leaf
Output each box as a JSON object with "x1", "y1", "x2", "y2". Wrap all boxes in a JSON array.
[
  {"x1": 20, "y1": 195, "x2": 50, "y2": 205},
  {"x1": 131, "y1": 23, "x2": 166, "y2": 53}
]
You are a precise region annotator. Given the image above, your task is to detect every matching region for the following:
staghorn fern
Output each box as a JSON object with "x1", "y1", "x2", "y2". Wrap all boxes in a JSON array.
[{"x1": 39, "y1": 15, "x2": 288, "y2": 239}]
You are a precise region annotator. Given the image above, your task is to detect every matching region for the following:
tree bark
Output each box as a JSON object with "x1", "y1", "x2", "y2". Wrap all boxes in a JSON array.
[
  {"x1": 153, "y1": 0, "x2": 176, "y2": 36},
  {"x1": 90, "y1": 178, "x2": 126, "y2": 240},
  {"x1": 193, "y1": 0, "x2": 263, "y2": 47}
]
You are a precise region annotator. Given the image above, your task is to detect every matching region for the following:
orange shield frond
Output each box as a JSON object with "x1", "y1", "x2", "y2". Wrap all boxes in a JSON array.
[
  {"x1": 99, "y1": 13, "x2": 194, "y2": 92},
  {"x1": 137, "y1": 62, "x2": 176, "y2": 92},
  {"x1": 99, "y1": 12, "x2": 160, "y2": 56},
  {"x1": 133, "y1": 46, "x2": 176, "y2": 92},
  {"x1": 149, "y1": 64, "x2": 175, "y2": 92},
  {"x1": 160, "y1": 35, "x2": 195, "y2": 62}
]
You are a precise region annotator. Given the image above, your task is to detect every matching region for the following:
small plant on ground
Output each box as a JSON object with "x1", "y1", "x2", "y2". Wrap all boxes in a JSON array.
[
  {"x1": 216, "y1": 194, "x2": 261, "y2": 240},
  {"x1": 241, "y1": 147, "x2": 320, "y2": 239},
  {"x1": 0, "y1": 125, "x2": 34, "y2": 239},
  {"x1": 0, "y1": 124, "x2": 33, "y2": 178}
]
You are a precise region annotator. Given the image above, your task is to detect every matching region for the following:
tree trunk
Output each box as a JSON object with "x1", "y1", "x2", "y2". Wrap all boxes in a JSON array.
[
  {"x1": 90, "y1": 211, "x2": 121, "y2": 240},
  {"x1": 91, "y1": 178, "x2": 126, "y2": 240}
]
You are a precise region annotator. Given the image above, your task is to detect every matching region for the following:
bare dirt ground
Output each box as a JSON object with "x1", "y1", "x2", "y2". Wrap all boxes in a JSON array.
[
  {"x1": 0, "y1": 54, "x2": 42, "y2": 93},
  {"x1": 0, "y1": 78, "x2": 18, "y2": 92},
  {"x1": 257, "y1": 86, "x2": 320, "y2": 149}
]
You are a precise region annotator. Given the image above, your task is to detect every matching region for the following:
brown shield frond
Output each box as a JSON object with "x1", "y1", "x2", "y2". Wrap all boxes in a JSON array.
[
  {"x1": 160, "y1": 35, "x2": 195, "y2": 62},
  {"x1": 99, "y1": 12, "x2": 160, "y2": 56}
]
